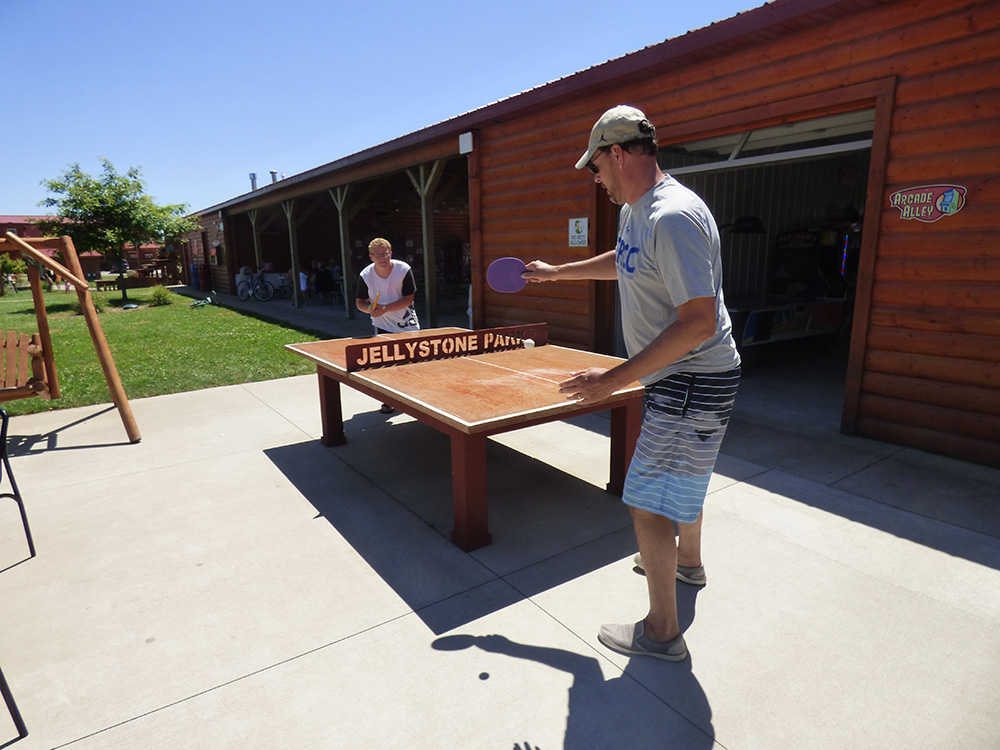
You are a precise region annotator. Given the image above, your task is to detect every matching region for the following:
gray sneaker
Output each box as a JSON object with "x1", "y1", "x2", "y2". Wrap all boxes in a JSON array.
[
  {"x1": 632, "y1": 553, "x2": 707, "y2": 586},
  {"x1": 598, "y1": 621, "x2": 688, "y2": 662}
]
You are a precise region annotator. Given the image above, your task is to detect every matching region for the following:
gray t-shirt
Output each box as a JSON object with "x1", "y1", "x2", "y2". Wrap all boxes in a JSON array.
[{"x1": 615, "y1": 175, "x2": 740, "y2": 385}]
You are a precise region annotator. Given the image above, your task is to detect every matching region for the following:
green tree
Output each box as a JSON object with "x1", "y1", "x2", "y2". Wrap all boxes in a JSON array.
[
  {"x1": 0, "y1": 253, "x2": 27, "y2": 297},
  {"x1": 34, "y1": 159, "x2": 201, "y2": 300}
]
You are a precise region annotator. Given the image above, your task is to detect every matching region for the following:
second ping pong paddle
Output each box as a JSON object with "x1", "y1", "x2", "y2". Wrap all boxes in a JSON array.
[{"x1": 487, "y1": 257, "x2": 528, "y2": 293}]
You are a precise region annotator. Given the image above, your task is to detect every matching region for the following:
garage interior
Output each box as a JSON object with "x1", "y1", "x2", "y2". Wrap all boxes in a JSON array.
[{"x1": 660, "y1": 109, "x2": 876, "y2": 427}]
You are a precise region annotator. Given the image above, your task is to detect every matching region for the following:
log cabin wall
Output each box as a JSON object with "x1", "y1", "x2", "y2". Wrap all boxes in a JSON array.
[
  {"x1": 201, "y1": 219, "x2": 228, "y2": 292},
  {"x1": 477, "y1": 105, "x2": 605, "y2": 347},
  {"x1": 475, "y1": 0, "x2": 999, "y2": 465}
]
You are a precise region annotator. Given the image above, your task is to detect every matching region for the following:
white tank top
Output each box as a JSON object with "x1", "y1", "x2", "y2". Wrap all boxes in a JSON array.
[{"x1": 360, "y1": 260, "x2": 420, "y2": 333}]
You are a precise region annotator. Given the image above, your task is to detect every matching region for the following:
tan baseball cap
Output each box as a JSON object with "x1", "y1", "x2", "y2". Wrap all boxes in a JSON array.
[{"x1": 575, "y1": 105, "x2": 657, "y2": 170}]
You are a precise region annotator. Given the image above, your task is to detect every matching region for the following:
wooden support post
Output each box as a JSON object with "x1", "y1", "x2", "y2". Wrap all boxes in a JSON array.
[
  {"x1": 330, "y1": 181, "x2": 382, "y2": 318},
  {"x1": 317, "y1": 369, "x2": 346, "y2": 446},
  {"x1": 26, "y1": 266, "x2": 60, "y2": 399},
  {"x1": 406, "y1": 160, "x2": 445, "y2": 328},
  {"x1": 329, "y1": 186, "x2": 355, "y2": 319},
  {"x1": 449, "y1": 432, "x2": 491, "y2": 551},
  {"x1": 60, "y1": 236, "x2": 141, "y2": 443},
  {"x1": 248, "y1": 209, "x2": 263, "y2": 270},
  {"x1": 282, "y1": 200, "x2": 300, "y2": 307},
  {"x1": 607, "y1": 398, "x2": 642, "y2": 495}
]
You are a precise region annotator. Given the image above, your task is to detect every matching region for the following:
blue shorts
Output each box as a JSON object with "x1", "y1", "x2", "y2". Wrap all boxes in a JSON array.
[{"x1": 623, "y1": 368, "x2": 740, "y2": 523}]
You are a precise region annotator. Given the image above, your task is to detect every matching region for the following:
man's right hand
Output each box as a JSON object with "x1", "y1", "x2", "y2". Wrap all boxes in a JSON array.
[{"x1": 522, "y1": 260, "x2": 558, "y2": 283}]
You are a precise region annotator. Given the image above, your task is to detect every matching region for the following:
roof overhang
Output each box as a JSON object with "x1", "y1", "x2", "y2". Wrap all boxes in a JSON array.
[{"x1": 196, "y1": 0, "x2": 894, "y2": 217}]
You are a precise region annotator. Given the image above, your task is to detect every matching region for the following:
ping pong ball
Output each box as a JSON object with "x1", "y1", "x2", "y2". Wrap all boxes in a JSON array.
[{"x1": 523, "y1": 338, "x2": 535, "y2": 349}]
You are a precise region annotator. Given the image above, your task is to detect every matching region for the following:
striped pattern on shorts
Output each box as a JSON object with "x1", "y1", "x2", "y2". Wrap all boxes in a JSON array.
[{"x1": 623, "y1": 368, "x2": 740, "y2": 523}]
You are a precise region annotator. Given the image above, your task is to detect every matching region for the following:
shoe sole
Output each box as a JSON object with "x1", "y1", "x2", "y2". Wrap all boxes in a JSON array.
[
  {"x1": 676, "y1": 570, "x2": 707, "y2": 586},
  {"x1": 597, "y1": 632, "x2": 688, "y2": 662}
]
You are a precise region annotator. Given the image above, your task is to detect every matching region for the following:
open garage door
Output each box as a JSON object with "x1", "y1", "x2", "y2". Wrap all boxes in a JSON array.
[{"x1": 660, "y1": 109, "x2": 876, "y2": 430}]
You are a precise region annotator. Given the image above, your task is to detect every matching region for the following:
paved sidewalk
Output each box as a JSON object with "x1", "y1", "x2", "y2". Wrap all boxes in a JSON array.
[
  {"x1": 1, "y1": 315, "x2": 998, "y2": 748},
  {"x1": 176, "y1": 284, "x2": 471, "y2": 340}
]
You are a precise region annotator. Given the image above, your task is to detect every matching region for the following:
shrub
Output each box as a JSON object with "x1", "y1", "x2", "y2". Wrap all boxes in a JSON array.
[
  {"x1": 149, "y1": 285, "x2": 173, "y2": 307},
  {"x1": 74, "y1": 292, "x2": 108, "y2": 315},
  {"x1": 0, "y1": 256, "x2": 26, "y2": 276}
]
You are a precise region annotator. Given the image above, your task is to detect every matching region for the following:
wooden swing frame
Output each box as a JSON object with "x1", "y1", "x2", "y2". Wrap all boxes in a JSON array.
[{"x1": 0, "y1": 232, "x2": 140, "y2": 443}]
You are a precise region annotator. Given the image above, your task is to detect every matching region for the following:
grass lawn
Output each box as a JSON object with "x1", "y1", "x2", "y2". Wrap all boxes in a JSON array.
[{"x1": 0, "y1": 285, "x2": 321, "y2": 416}]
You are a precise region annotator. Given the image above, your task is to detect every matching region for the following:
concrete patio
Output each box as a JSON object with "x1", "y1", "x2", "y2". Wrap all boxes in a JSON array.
[{"x1": 1, "y1": 297, "x2": 998, "y2": 749}]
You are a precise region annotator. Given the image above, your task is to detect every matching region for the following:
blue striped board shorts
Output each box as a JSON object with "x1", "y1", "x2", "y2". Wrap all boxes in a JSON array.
[{"x1": 623, "y1": 368, "x2": 740, "y2": 523}]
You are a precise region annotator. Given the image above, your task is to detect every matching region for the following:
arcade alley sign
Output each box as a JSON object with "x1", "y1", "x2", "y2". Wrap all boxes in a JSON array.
[{"x1": 889, "y1": 184, "x2": 967, "y2": 223}]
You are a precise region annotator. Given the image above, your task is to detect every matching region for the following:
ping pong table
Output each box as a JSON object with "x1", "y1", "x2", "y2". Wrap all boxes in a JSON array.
[{"x1": 286, "y1": 325, "x2": 643, "y2": 551}]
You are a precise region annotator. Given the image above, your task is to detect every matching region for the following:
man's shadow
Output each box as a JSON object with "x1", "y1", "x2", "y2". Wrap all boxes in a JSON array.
[{"x1": 433, "y1": 585, "x2": 713, "y2": 750}]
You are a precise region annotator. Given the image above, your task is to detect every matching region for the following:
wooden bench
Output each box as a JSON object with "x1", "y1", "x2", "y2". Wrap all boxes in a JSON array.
[{"x1": 0, "y1": 330, "x2": 52, "y2": 402}]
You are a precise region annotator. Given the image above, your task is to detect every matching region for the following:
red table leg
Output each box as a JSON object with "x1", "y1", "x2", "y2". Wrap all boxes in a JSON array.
[
  {"x1": 607, "y1": 394, "x2": 642, "y2": 495},
  {"x1": 449, "y1": 432, "x2": 492, "y2": 551},
  {"x1": 318, "y1": 369, "x2": 346, "y2": 446}
]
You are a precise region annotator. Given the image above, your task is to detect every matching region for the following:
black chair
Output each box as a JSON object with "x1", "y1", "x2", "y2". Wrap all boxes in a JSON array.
[
  {"x1": 0, "y1": 661, "x2": 28, "y2": 742},
  {"x1": 0, "y1": 410, "x2": 34, "y2": 558},
  {"x1": 0, "y1": 409, "x2": 31, "y2": 742}
]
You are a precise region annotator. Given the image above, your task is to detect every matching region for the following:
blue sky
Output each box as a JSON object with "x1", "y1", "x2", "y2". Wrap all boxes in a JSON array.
[{"x1": 2, "y1": 0, "x2": 756, "y2": 216}]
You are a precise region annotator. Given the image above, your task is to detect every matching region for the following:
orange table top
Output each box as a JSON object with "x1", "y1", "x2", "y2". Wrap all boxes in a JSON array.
[{"x1": 286, "y1": 328, "x2": 642, "y2": 434}]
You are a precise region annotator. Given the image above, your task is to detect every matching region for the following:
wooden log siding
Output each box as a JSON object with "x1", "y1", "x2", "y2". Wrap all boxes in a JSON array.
[
  {"x1": 860, "y1": 2, "x2": 1000, "y2": 465},
  {"x1": 479, "y1": 105, "x2": 615, "y2": 346},
  {"x1": 474, "y1": 0, "x2": 999, "y2": 464}
]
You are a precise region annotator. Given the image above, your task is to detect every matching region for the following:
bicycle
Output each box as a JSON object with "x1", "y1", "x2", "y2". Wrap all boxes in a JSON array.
[
  {"x1": 236, "y1": 268, "x2": 275, "y2": 302},
  {"x1": 271, "y1": 274, "x2": 292, "y2": 299},
  {"x1": 190, "y1": 290, "x2": 216, "y2": 308}
]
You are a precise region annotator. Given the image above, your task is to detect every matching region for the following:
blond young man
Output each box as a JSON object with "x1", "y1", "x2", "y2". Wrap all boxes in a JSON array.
[
  {"x1": 356, "y1": 238, "x2": 420, "y2": 414},
  {"x1": 355, "y1": 238, "x2": 419, "y2": 334}
]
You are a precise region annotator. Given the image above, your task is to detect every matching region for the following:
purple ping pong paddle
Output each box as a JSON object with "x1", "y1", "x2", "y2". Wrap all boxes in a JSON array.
[{"x1": 487, "y1": 257, "x2": 528, "y2": 293}]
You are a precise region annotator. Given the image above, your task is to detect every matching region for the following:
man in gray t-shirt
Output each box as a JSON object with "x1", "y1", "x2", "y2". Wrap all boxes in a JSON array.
[
  {"x1": 616, "y1": 173, "x2": 739, "y2": 383},
  {"x1": 525, "y1": 105, "x2": 740, "y2": 663}
]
